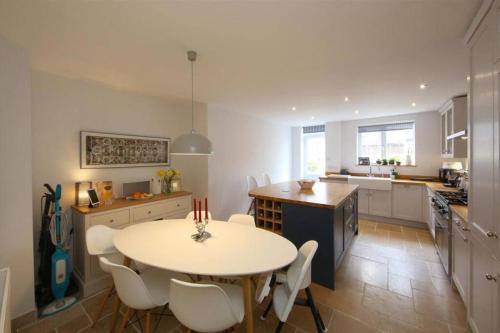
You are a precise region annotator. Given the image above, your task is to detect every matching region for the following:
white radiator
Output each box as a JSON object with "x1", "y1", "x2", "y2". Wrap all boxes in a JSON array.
[{"x1": 0, "y1": 268, "x2": 11, "y2": 333}]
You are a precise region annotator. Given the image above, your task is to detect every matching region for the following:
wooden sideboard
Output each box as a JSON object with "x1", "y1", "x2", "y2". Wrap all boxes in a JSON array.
[{"x1": 71, "y1": 191, "x2": 192, "y2": 297}]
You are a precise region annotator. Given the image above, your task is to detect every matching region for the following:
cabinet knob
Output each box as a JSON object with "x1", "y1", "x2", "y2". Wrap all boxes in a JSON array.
[
  {"x1": 148, "y1": 211, "x2": 152, "y2": 214},
  {"x1": 463, "y1": 238, "x2": 468, "y2": 243},
  {"x1": 109, "y1": 219, "x2": 114, "y2": 223},
  {"x1": 485, "y1": 274, "x2": 497, "y2": 282},
  {"x1": 177, "y1": 204, "x2": 180, "y2": 207},
  {"x1": 461, "y1": 227, "x2": 469, "y2": 232},
  {"x1": 454, "y1": 220, "x2": 461, "y2": 227},
  {"x1": 486, "y1": 231, "x2": 498, "y2": 239}
]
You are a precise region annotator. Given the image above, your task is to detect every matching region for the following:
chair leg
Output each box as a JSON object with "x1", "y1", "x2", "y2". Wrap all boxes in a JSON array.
[
  {"x1": 305, "y1": 287, "x2": 327, "y2": 332},
  {"x1": 247, "y1": 199, "x2": 255, "y2": 215},
  {"x1": 144, "y1": 311, "x2": 152, "y2": 333},
  {"x1": 118, "y1": 307, "x2": 131, "y2": 333},
  {"x1": 275, "y1": 321, "x2": 284, "y2": 333},
  {"x1": 109, "y1": 297, "x2": 122, "y2": 333},
  {"x1": 92, "y1": 285, "x2": 114, "y2": 327},
  {"x1": 261, "y1": 298, "x2": 273, "y2": 320}
]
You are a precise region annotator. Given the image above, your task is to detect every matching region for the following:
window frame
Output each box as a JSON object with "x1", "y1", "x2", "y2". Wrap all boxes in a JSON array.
[{"x1": 356, "y1": 120, "x2": 416, "y2": 166}]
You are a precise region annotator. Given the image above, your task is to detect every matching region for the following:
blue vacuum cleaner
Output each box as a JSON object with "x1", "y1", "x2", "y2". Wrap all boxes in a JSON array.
[{"x1": 40, "y1": 184, "x2": 77, "y2": 317}]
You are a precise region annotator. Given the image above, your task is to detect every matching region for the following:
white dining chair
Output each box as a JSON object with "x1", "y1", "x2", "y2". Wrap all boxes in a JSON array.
[
  {"x1": 262, "y1": 173, "x2": 272, "y2": 186},
  {"x1": 185, "y1": 211, "x2": 212, "y2": 220},
  {"x1": 228, "y1": 214, "x2": 256, "y2": 227},
  {"x1": 246, "y1": 176, "x2": 259, "y2": 214},
  {"x1": 260, "y1": 240, "x2": 327, "y2": 333},
  {"x1": 86, "y1": 225, "x2": 148, "y2": 327},
  {"x1": 169, "y1": 279, "x2": 244, "y2": 333},
  {"x1": 100, "y1": 257, "x2": 188, "y2": 333}
]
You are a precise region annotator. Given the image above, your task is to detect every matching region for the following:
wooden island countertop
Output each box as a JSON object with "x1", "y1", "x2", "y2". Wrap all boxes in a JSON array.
[{"x1": 249, "y1": 181, "x2": 358, "y2": 209}]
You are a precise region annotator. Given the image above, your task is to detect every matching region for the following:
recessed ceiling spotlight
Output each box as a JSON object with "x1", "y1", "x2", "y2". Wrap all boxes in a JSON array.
[
  {"x1": 344, "y1": 97, "x2": 349, "y2": 102},
  {"x1": 311, "y1": 116, "x2": 315, "y2": 120},
  {"x1": 291, "y1": 106, "x2": 297, "y2": 111},
  {"x1": 419, "y1": 83, "x2": 427, "y2": 89},
  {"x1": 354, "y1": 110, "x2": 359, "y2": 114},
  {"x1": 466, "y1": 75, "x2": 471, "y2": 81},
  {"x1": 411, "y1": 102, "x2": 416, "y2": 107}
]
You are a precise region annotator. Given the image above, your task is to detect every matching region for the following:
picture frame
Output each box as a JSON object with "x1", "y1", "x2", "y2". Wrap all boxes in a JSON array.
[{"x1": 80, "y1": 131, "x2": 170, "y2": 169}]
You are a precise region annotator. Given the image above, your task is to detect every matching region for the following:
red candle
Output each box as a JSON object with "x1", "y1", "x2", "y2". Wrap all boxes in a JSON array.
[
  {"x1": 205, "y1": 197, "x2": 208, "y2": 220},
  {"x1": 193, "y1": 199, "x2": 197, "y2": 221},
  {"x1": 198, "y1": 200, "x2": 202, "y2": 222}
]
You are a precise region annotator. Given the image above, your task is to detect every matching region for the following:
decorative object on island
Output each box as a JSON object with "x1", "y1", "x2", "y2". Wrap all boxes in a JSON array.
[
  {"x1": 157, "y1": 168, "x2": 181, "y2": 194},
  {"x1": 171, "y1": 178, "x2": 182, "y2": 192},
  {"x1": 297, "y1": 179, "x2": 316, "y2": 190},
  {"x1": 191, "y1": 197, "x2": 211, "y2": 242},
  {"x1": 80, "y1": 131, "x2": 170, "y2": 168},
  {"x1": 150, "y1": 177, "x2": 162, "y2": 195},
  {"x1": 75, "y1": 181, "x2": 92, "y2": 206},
  {"x1": 171, "y1": 51, "x2": 213, "y2": 156}
]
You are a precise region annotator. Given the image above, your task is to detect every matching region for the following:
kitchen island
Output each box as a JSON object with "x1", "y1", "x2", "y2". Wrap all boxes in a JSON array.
[{"x1": 249, "y1": 181, "x2": 358, "y2": 289}]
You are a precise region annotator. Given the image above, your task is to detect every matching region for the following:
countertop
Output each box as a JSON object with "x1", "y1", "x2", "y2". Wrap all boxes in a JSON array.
[
  {"x1": 71, "y1": 191, "x2": 192, "y2": 214},
  {"x1": 320, "y1": 174, "x2": 469, "y2": 222},
  {"x1": 248, "y1": 181, "x2": 358, "y2": 209}
]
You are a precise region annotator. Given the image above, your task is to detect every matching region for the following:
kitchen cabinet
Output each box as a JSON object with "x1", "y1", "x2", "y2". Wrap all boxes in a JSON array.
[
  {"x1": 439, "y1": 96, "x2": 468, "y2": 158},
  {"x1": 468, "y1": 235, "x2": 499, "y2": 333},
  {"x1": 451, "y1": 214, "x2": 470, "y2": 305},
  {"x1": 469, "y1": 9, "x2": 499, "y2": 259},
  {"x1": 392, "y1": 183, "x2": 423, "y2": 222},
  {"x1": 358, "y1": 189, "x2": 391, "y2": 217}
]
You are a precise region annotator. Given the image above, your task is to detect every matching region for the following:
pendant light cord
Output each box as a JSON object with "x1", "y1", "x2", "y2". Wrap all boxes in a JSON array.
[{"x1": 191, "y1": 59, "x2": 194, "y2": 131}]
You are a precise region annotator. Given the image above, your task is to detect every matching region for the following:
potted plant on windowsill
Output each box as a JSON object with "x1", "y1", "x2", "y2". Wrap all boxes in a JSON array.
[
  {"x1": 388, "y1": 158, "x2": 395, "y2": 166},
  {"x1": 376, "y1": 159, "x2": 382, "y2": 165},
  {"x1": 382, "y1": 159, "x2": 388, "y2": 166}
]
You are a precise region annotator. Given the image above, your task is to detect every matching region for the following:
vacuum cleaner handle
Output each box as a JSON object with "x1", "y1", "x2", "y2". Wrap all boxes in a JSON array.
[{"x1": 44, "y1": 183, "x2": 55, "y2": 196}]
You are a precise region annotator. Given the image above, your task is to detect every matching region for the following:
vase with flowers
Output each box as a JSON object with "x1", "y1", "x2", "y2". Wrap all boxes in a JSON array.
[{"x1": 157, "y1": 168, "x2": 181, "y2": 194}]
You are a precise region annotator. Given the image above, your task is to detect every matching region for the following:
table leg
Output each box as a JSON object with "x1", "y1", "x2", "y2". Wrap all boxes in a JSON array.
[
  {"x1": 109, "y1": 257, "x2": 132, "y2": 333},
  {"x1": 242, "y1": 276, "x2": 254, "y2": 333}
]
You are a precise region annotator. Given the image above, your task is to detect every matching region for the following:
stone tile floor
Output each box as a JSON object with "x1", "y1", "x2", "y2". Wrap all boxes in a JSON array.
[{"x1": 15, "y1": 220, "x2": 470, "y2": 333}]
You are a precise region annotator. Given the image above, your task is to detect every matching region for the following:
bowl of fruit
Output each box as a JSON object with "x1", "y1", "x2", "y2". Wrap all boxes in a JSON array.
[{"x1": 126, "y1": 192, "x2": 154, "y2": 200}]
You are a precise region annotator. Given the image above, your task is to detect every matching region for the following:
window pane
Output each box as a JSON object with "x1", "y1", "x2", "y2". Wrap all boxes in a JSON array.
[
  {"x1": 302, "y1": 132, "x2": 325, "y2": 178},
  {"x1": 357, "y1": 122, "x2": 415, "y2": 165},
  {"x1": 358, "y1": 131, "x2": 383, "y2": 163}
]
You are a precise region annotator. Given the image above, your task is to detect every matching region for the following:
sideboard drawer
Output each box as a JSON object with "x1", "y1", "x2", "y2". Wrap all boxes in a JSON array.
[
  {"x1": 132, "y1": 202, "x2": 167, "y2": 222},
  {"x1": 165, "y1": 196, "x2": 191, "y2": 212},
  {"x1": 90, "y1": 209, "x2": 130, "y2": 228}
]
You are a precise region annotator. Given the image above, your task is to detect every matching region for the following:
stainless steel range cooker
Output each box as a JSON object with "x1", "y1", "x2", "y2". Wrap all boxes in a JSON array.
[{"x1": 432, "y1": 190, "x2": 468, "y2": 276}]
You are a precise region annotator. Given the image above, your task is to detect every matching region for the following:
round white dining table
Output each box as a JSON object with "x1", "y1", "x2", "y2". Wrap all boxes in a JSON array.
[{"x1": 113, "y1": 219, "x2": 298, "y2": 333}]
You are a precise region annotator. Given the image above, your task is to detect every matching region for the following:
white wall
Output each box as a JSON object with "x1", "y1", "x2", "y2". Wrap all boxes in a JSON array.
[
  {"x1": 208, "y1": 109, "x2": 292, "y2": 220},
  {"x1": 325, "y1": 111, "x2": 442, "y2": 176},
  {"x1": 31, "y1": 71, "x2": 209, "y2": 267},
  {"x1": 291, "y1": 127, "x2": 302, "y2": 179},
  {"x1": 0, "y1": 38, "x2": 35, "y2": 318}
]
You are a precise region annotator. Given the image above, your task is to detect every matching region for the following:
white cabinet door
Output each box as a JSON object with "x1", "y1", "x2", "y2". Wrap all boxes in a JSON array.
[
  {"x1": 470, "y1": 18, "x2": 498, "y2": 253},
  {"x1": 369, "y1": 190, "x2": 392, "y2": 217},
  {"x1": 451, "y1": 218, "x2": 469, "y2": 305},
  {"x1": 392, "y1": 184, "x2": 423, "y2": 222},
  {"x1": 358, "y1": 189, "x2": 369, "y2": 214},
  {"x1": 469, "y1": 236, "x2": 499, "y2": 333}
]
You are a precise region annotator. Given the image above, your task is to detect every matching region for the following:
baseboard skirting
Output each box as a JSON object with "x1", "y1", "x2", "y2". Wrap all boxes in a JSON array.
[
  {"x1": 359, "y1": 214, "x2": 428, "y2": 230},
  {"x1": 11, "y1": 309, "x2": 37, "y2": 332}
]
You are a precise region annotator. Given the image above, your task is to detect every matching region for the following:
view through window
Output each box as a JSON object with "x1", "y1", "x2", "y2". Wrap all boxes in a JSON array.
[
  {"x1": 357, "y1": 121, "x2": 415, "y2": 165},
  {"x1": 302, "y1": 125, "x2": 325, "y2": 178}
]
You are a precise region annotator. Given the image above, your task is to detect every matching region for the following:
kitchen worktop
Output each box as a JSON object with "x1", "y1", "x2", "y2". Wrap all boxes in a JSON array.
[{"x1": 248, "y1": 181, "x2": 358, "y2": 209}]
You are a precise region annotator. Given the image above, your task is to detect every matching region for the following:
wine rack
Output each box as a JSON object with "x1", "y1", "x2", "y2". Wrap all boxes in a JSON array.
[{"x1": 255, "y1": 199, "x2": 282, "y2": 234}]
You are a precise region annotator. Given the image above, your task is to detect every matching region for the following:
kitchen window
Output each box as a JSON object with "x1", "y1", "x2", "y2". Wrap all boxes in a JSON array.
[
  {"x1": 302, "y1": 125, "x2": 325, "y2": 178},
  {"x1": 357, "y1": 121, "x2": 415, "y2": 165}
]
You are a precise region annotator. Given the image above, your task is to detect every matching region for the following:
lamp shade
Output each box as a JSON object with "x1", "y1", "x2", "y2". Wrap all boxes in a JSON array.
[{"x1": 170, "y1": 131, "x2": 213, "y2": 155}]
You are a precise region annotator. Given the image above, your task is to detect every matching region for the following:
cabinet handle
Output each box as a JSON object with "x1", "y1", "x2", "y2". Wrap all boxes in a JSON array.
[
  {"x1": 486, "y1": 231, "x2": 498, "y2": 239},
  {"x1": 485, "y1": 274, "x2": 497, "y2": 282}
]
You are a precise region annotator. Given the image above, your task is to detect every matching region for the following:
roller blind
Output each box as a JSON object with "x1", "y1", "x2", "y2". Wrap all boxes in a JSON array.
[
  {"x1": 303, "y1": 125, "x2": 325, "y2": 134},
  {"x1": 358, "y1": 121, "x2": 414, "y2": 133}
]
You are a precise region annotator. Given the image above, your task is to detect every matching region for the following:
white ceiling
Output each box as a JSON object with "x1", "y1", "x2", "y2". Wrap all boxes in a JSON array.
[{"x1": 0, "y1": 0, "x2": 480, "y2": 125}]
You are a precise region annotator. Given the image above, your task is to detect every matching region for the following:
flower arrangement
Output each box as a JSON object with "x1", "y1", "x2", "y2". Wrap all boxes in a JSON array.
[{"x1": 157, "y1": 168, "x2": 181, "y2": 194}]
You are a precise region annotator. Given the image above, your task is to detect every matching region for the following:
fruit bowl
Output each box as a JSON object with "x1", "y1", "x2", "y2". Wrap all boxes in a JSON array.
[{"x1": 297, "y1": 179, "x2": 316, "y2": 190}]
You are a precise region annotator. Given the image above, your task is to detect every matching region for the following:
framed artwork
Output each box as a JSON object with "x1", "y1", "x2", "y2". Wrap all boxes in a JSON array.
[{"x1": 81, "y1": 131, "x2": 170, "y2": 169}]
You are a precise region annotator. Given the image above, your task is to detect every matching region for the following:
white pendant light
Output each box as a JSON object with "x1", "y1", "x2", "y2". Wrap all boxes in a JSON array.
[{"x1": 171, "y1": 51, "x2": 213, "y2": 156}]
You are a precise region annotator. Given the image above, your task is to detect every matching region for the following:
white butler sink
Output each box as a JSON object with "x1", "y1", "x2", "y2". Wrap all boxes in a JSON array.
[{"x1": 348, "y1": 176, "x2": 392, "y2": 191}]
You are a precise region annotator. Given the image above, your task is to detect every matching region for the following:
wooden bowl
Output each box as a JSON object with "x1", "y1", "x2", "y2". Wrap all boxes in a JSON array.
[{"x1": 297, "y1": 179, "x2": 316, "y2": 190}]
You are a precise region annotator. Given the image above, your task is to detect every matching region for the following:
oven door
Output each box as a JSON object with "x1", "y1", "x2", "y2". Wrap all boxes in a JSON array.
[{"x1": 434, "y1": 215, "x2": 450, "y2": 276}]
